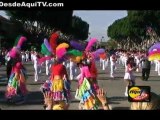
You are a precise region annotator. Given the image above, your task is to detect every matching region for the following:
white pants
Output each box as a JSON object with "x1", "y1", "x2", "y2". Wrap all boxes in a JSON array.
[
  {"x1": 26, "y1": 55, "x2": 29, "y2": 62},
  {"x1": 102, "y1": 59, "x2": 109, "y2": 70},
  {"x1": 118, "y1": 58, "x2": 121, "y2": 64},
  {"x1": 100, "y1": 58, "x2": 103, "y2": 67},
  {"x1": 110, "y1": 64, "x2": 115, "y2": 77},
  {"x1": 69, "y1": 64, "x2": 76, "y2": 80},
  {"x1": 102, "y1": 60, "x2": 105, "y2": 70},
  {"x1": 46, "y1": 60, "x2": 51, "y2": 76},
  {"x1": 122, "y1": 58, "x2": 125, "y2": 66},
  {"x1": 158, "y1": 62, "x2": 160, "y2": 75},
  {"x1": 155, "y1": 61, "x2": 158, "y2": 71},
  {"x1": 34, "y1": 65, "x2": 40, "y2": 81},
  {"x1": 31, "y1": 54, "x2": 34, "y2": 61},
  {"x1": 22, "y1": 56, "x2": 25, "y2": 62}
]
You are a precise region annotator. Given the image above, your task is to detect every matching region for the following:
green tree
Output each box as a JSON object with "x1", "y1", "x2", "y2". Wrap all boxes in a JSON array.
[
  {"x1": 107, "y1": 10, "x2": 160, "y2": 49},
  {"x1": 71, "y1": 16, "x2": 89, "y2": 40},
  {"x1": 4, "y1": 10, "x2": 73, "y2": 49},
  {"x1": 6, "y1": 10, "x2": 73, "y2": 36}
]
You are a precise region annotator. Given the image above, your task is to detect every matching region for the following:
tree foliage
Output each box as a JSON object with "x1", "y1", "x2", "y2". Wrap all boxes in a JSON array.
[
  {"x1": 71, "y1": 16, "x2": 89, "y2": 40},
  {"x1": 6, "y1": 10, "x2": 73, "y2": 35},
  {"x1": 107, "y1": 10, "x2": 160, "y2": 44},
  {"x1": 106, "y1": 39, "x2": 118, "y2": 49},
  {"x1": 5, "y1": 11, "x2": 89, "y2": 43}
]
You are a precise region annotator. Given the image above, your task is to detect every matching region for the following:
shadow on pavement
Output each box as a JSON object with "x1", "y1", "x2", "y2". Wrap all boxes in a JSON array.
[
  {"x1": 148, "y1": 79, "x2": 160, "y2": 82},
  {"x1": 0, "y1": 91, "x2": 43, "y2": 105},
  {"x1": 108, "y1": 96, "x2": 128, "y2": 101},
  {"x1": 0, "y1": 90, "x2": 80, "y2": 106},
  {"x1": 112, "y1": 107, "x2": 130, "y2": 110}
]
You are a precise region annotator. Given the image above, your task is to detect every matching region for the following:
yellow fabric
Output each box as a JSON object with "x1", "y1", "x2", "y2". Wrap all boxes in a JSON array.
[
  {"x1": 148, "y1": 54, "x2": 160, "y2": 61},
  {"x1": 70, "y1": 56, "x2": 82, "y2": 63},
  {"x1": 52, "y1": 101, "x2": 65, "y2": 110},
  {"x1": 51, "y1": 79, "x2": 64, "y2": 92},
  {"x1": 56, "y1": 43, "x2": 69, "y2": 50},
  {"x1": 84, "y1": 96, "x2": 95, "y2": 110}
]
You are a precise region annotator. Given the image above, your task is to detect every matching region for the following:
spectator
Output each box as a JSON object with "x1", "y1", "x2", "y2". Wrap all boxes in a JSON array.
[
  {"x1": 130, "y1": 92, "x2": 160, "y2": 110},
  {"x1": 140, "y1": 53, "x2": 151, "y2": 81}
]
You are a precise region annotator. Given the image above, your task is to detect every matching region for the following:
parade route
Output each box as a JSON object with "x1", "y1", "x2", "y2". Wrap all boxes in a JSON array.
[{"x1": 0, "y1": 62, "x2": 160, "y2": 110}]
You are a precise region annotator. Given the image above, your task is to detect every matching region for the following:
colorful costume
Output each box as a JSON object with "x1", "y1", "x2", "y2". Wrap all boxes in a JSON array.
[
  {"x1": 41, "y1": 63, "x2": 71, "y2": 103},
  {"x1": 75, "y1": 78, "x2": 100, "y2": 110},
  {"x1": 5, "y1": 36, "x2": 28, "y2": 101},
  {"x1": 75, "y1": 63, "x2": 100, "y2": 110},
  {"x1": 88, "y1": 59, "x2": 99, "y2": 90},
  {"x1": 5, "y1": 62, "x2": 28, "y2": 99}
]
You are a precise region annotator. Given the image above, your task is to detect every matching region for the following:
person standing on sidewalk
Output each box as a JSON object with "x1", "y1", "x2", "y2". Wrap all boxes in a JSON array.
[{"x1": 140, "y1": 53, "x2": 151, "y2": 81}]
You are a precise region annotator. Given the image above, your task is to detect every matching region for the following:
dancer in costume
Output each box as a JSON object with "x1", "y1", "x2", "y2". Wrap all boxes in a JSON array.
[
  {"x1": 86, "y1": 52, "x2": 99, "y2": 90},
  {"x1": 99, "y1": 52, "x2": 107, "y2": 70},
  {"x1": 134, "y1": 52, "x2": 141, "y2": 72},
  {"x1": 75, "y1": 60, "x2": 101, "y2": 110},
  {"x1": 41, "y1": 38, "x2": 71, "y2": 110},
  {"x1": 45, "y1": 31, "x2": 60, "y2": 76},
  {"x1": 41, "y1": 57, "x2": 71, "y2": 110},
  {"x1": 5, "y1": 36, "x2": 28, "y2": 103},
  {"x1": 45, "y1": 58, "x2": 52, "y2": 76},
  {"x1": 25, "y1": 50, "x2": 29, "y2": 62},
  {"x1": 21, "y1": 51, "x2": 26, "y2": 63},
  {"x1": 6, "y1": 61, "x2": 28, "y2": 101},
  {"x1": 124, "y1": 57, "x2": 137, "y2": 96},
  {"x1": 69, "y1": 58, "x2": 77, "y2": 80},
  {"x1": 32, "y1": 52, "x2": 41, "y2": 82},
  {"x1": 110, "y1": 54, "x2": 117, "y2": 78}
]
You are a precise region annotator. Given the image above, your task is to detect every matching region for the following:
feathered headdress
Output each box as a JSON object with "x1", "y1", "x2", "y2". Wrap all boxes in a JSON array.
[
  {"x1": 70, "y1": 40, "x2": 85, "y2": 51},
  {"x1": 9, "y1": 36, "x2": 27, "y2": 58},
  {"x1": 85, "y1": 38, "x2": 97, "y2": 52},
  {"x1": 49, "y1": 32, "x2": 59, "y2": 54},
  {"x1": 44, "y1": 38, "x2": 52, "y2": 53}
]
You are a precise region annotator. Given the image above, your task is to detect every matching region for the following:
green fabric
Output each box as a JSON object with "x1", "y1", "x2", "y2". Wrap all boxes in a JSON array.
[
  {"x1": 12, "y1": 77, "x2": 18, "y2": 89},
  {"x1": 14, "y1": 35, "x2": 21, "y2": 46},
  {"x1": 41, "y1": 43, "x2": 51, "y2": 56},
  {"x1": 67, "y1": 49, "x2": 83, "y2": 56},
  {"x1": 77, "y1": 78, "x2": 91, "y2": 98}
]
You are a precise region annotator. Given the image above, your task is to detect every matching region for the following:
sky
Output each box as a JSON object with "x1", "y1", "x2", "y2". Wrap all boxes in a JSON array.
[
  {"x1": 0, "y1": 10, "x2": 127, "y2": 41},
  {"x1": 0, "y1": 11, "x2": 9, "y2": 19},
  {"x1": 73, "y1": 10, "x2": 127, "y2": 41}
]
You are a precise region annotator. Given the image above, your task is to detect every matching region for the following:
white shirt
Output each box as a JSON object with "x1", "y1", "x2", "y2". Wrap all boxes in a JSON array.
[
  {"x1": 110, "y1": 56, "x2": 116, "y2": 65},
  {"x1": 32, "y1": 55, "x2": 38, "y2": 67}
]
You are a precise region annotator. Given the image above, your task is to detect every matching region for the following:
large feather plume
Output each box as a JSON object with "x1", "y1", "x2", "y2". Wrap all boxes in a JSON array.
[
  {"x1": 44, "y1": 38, "x2": 52, "y2": 53},
  {"x1": 70, "y1": 40, "x2": 85, "y2": 51},
  {"x1": 9, "y1": 47, "x2": 20, "y2": 58},
  {"x1": 67, "y1": 49, "x2": 83, "y2": 56},
  {"x1": 85, "y1": 38, "x2": 97, "y2": 51},
  {"x1": 56, "y1": 43, "x2": 69, "y2": 50},
  {"x1": 38, "y1": 56, "x2": 52, "y2": 64},
  {"x1": 14, "y1": 35, "x2": 21, "y2": 46},
  {"x1": 92, "y1": 48, "x2": 105, "y2": 60},
  {"x1": 49, "y1": 32, "x2": 59, "y2": 54},
  {"x1": 41, "y1": 43, "x2": 51, "y2": 56},
  {"x1": 56, "y1": 48, "x2": 67, "y2": 59},
  {"x1": 17, "y1": 36, "x2": 27, "y2": 49}
]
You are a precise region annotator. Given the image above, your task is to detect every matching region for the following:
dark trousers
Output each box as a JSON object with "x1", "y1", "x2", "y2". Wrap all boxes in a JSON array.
[{"x1": 142, "y1": 68, "x2": 150, "y2": 81}]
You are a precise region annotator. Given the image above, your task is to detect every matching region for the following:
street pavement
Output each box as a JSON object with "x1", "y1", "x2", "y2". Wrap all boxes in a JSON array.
[{"x1": 0, "y1": 62, "x2": 160, "y2": 110}]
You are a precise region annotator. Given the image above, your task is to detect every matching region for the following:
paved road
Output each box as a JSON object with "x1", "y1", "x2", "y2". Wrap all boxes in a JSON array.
[{"x1": 0, "y1": 62, "x2": 160, "y2": 110}]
